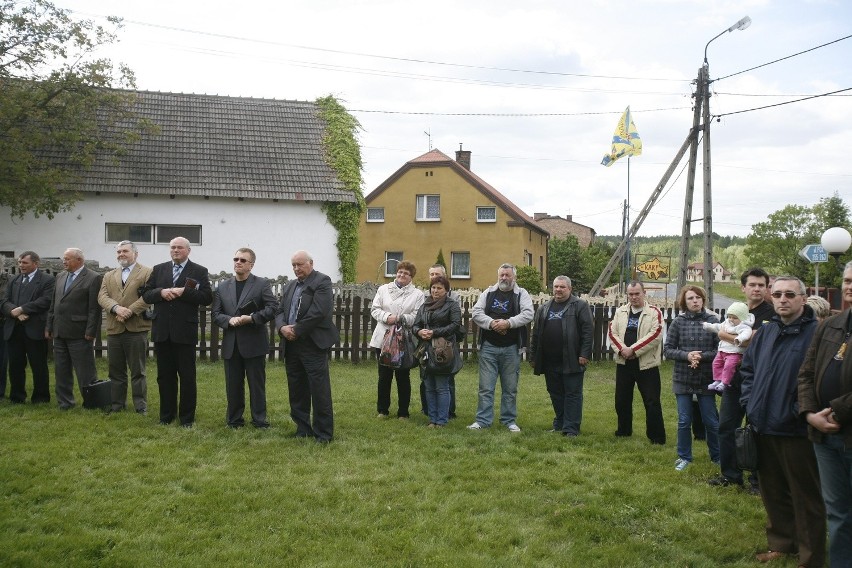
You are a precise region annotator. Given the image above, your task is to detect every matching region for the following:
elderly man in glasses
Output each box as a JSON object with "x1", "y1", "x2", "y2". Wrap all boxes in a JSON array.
[
  {"x1": 211, "y1": 248, "x2": 277, "y2": 428},
  {"x1": 740, "y1": 276, "x2": 825, "y2": 567}
]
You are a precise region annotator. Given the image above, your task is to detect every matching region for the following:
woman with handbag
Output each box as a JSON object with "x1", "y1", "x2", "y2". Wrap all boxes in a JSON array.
[
  {"x1": 413, "y1": 275, "x2": 461, "y2": 428},
  {"x1": 369, "y1": 261, "x2": 424, "y2": 419}
]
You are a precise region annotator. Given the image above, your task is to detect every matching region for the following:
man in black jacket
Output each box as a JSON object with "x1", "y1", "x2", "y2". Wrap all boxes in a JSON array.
[
  {"x1": 275, "y1": 250, "x2": 338, "y2": 443},
  {"x1": 529, "y1": 276, "x2": 593, "y2": 437},
  {"x1": 1, "y1": 251, "x2": 55, "y2": 403},
  {"x1": 143, "y1": 237, "x2": 212, "y2": 427}
]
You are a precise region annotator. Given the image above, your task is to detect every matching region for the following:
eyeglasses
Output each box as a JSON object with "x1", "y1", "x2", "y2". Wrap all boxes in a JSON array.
[
  {"x1": 770, "y1": 291, "x2": 801, "y2": 299},
  {"x1": 233, "y1": 258, "x2": 252, "y2": 263}
]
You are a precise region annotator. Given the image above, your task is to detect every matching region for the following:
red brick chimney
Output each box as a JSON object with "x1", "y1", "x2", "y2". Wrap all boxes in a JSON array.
[{"x1": 455, "y1": 144, "x2": 471, "y2": 170}]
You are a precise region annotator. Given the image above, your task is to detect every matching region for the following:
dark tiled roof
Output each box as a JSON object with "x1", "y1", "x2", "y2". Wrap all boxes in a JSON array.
[
  {"x1": 367, "y1": 148, "x2": 548, "y2": 237},
  {"x1": 65, "y1": 91, "x2": 355, "y2": 203}
]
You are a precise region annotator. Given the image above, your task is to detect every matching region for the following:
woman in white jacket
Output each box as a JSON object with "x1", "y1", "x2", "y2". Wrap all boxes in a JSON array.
[{"x1": 369, "y1": 261, "x2": 424, "y2": 419}]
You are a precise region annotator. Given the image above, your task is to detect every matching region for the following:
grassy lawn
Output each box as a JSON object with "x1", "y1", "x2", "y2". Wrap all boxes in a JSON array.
[{"x1": 0, "y1": 359, "x2": 783, "y2": 567}]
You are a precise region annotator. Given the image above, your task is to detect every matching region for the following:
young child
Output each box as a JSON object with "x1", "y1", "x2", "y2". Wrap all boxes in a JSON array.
[{"x1": 702, "y1": 302, "x2": 754, "y2": 392}]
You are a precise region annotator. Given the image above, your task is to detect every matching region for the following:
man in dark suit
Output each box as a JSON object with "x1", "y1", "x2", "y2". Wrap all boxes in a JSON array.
[
  {"x1": 275, "y1": 250, "x2": 338, "y2": 442},
  {"x1": 1, "y1": 251, "x2": 55, "y2": 403},
  {"x1": 97, "y1": 240, "x2": 153, "y2": 414},
  {"x1": 47, "y1": 248, "x2": 104, "y2": 409},
  {"x1": 211, "y1": 248, "x2": 276, "y2": 428},
  {"x1": 143, "y1": 237, "x2": 212, "y2": 427}
]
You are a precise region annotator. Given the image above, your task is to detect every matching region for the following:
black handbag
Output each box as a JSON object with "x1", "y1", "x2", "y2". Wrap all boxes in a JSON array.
[{"x1": 735, "y1": 420, "x2": 759, "y2": 471}]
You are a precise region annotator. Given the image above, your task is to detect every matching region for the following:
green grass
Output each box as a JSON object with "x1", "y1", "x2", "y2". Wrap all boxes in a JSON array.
[
  {"x1": 0, "y1": 360, "x2": 787, "y2": 567},
  {"x1": 713, "y1": 281, "x2": 746, "y2": 302}
]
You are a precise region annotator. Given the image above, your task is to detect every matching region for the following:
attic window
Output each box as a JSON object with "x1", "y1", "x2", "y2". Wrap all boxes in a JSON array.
[
  {"x1": 476, "y1": 206, "x2": 496, "y2": 223},
  {"x1": 367, "y1": 207, "x2": 385, "y2": 222},
  {"x1": 416, "y1": 195, "x2": 440, "y2": 221}
]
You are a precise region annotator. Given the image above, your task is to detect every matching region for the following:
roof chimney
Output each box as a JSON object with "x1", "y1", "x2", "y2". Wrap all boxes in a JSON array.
[
  {"x1": 455, "y1": 143, "x2": 471, "y2": 170},
  {"x1": 534, "y1": 213, "x2": 548, "y2": 221}
]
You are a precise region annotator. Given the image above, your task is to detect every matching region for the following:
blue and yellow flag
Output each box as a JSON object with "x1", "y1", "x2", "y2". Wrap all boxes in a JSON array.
[{"x1": 601, "y1": 107, "x2": 642, "y2": 167}]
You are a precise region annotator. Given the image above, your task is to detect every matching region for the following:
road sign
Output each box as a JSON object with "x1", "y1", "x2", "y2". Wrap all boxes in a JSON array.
[{"x1": 799, "y1": 244, "x2": 828, "y2": 263}]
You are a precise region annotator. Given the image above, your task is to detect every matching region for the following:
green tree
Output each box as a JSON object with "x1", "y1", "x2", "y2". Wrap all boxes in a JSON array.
[
  {"x1": 435, "y1": 249, "x2": 446, "y2": 269},
  {"x1": 744, "y1": 204, "x2": 814, "y2": 277},
  {"x1": 548, "y1": 236, "x2": 616, "y2": 294},
  {"x1": 810, "y1": 192, "x2": 851, "y2": 286},
  {"x1": 1, "y1": 0, "x2": 147, "y2": 218},
  {"x1": 515, "y1": 265, "x2": 543, "y2": 295}
]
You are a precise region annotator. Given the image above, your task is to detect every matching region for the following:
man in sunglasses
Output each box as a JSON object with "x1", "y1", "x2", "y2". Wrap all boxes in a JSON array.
[
  {"x1": 740, "y1": 276, "x2": 824, "y2": 567},
  {"x1": 211, "y1": 248, "x2": 277, "y2": 429}
]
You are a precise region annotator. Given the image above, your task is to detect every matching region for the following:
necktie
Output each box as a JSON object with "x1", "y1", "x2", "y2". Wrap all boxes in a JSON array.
[
  {"x1": 173, "y1": 263, "x2": 182, "y2": 285},
  {"x1": 64, "y1": 272, "x2": 76, "y2": 293},
  {"x1": 288, "y1": 281, "x2": 304, "y2": 325},
  {"x1": 122, "y1": 267, "x2": 130, "y2": 286}
]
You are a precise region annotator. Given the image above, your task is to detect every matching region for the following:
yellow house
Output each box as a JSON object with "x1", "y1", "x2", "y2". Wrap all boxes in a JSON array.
[{"x1": 356, "y1": 148, "x2": 549, "y2": 289}]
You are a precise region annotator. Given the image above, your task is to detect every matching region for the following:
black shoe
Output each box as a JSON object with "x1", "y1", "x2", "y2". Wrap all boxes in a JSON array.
[
  {"x1": 136, "y1": 408, "x2": 147, "y2": 416},
  {"x1": 747, "y1": 484, "x2": 760, "y2": 496},
  {"x1": 707, "y1": 475, "x2": 743, "y2": 488},
  {"x1": 180, "y1": 422, "x2": 194, "y2": 429},
  {"x1": 614, "y1": 431, "x2": 631, "y2": 437}
]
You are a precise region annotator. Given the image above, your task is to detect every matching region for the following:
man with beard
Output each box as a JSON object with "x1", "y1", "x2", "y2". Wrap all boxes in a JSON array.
[{"x1": 98, "y1": 241, "x2": 153, "y2": 414}]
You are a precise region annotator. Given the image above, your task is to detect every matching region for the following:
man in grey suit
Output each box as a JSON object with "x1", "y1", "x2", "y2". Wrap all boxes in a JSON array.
[
  {"x1": 97, "y1": 241, "x2": 153, "y2": 414},
  {"x1": 47, "y1": 248, "x2": 103, "y2": 409},
  {"x1": 211, "y1": 248, "x2": 277, "y2": 428},
  {"x1": 275, "y1": 250, "x2": 338, "y2": 443},
  {"x1": 1, "y1": 251, "x2": 55, "y2": 403}
]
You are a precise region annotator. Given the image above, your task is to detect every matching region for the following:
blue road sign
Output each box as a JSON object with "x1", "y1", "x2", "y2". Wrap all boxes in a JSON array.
[{"x1": 799, "y1": 244, "x2": 828, "y2": 263}]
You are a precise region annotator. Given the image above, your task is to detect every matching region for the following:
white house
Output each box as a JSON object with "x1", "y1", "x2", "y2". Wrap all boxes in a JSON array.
[{"x1": 0, "y1": 91, "x2": 357, "y2": 279}]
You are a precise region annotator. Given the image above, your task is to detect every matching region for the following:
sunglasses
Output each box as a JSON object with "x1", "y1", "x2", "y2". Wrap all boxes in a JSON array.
[
  {"x1": 233, "y1": 258, "x2": 252, "y2": 263},
  {"x1": 770, "y1": 291, "x2": 801, "y2": 299}
]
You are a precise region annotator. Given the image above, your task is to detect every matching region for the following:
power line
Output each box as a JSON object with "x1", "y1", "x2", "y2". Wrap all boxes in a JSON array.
[
  {"x1": 63, "y1": 8, "x2": 691, "y2": 84},
  {"x1": 714, "y1": 34, "x2": 852, "y2": 82},
  {"x1": 714, "y1": 87, "x2": 852, "y2": 118},
  {"x1": 350, "y1": 106, "x2": 689, "y2": 117}
]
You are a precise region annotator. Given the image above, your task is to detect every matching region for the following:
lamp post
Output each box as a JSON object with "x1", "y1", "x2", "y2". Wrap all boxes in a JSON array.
[{"x1": 677, "y1": 17, "x2": 751, "y2": 306}]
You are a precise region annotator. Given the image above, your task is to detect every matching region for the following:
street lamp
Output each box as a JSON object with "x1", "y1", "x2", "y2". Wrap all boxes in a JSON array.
[
  {"x1": 822, "y1": 227, "x2": 852, "y2": 267},
  {"x1": 692, "y1": 16, "x2": 751, "y2": 308}
]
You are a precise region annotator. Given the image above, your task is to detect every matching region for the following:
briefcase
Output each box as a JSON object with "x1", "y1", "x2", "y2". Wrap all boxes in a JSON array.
[{"x1": 82, "y1": 379, "x2": 112, "y2": 410}]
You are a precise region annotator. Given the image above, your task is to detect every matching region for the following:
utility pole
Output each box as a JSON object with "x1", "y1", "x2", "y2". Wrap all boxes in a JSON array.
[{"x1": 677, "y1": 65, "x2": 705, "y2": 296}]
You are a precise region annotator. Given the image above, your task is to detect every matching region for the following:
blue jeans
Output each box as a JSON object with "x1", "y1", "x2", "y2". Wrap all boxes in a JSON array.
[
  {"x1": 675, "y1": 393, "x2": 719, "y2": 463},
  {"x1": 813, "y1": 433, "x2": 852, "y2": 566},
  {"x1": 544, "y1": 363, "x2": 584, "y2": 435},
  {"x1": 475, "y1": 341, "x2": 520, "y2": 427},
  {"x1": 423, "y1": 373, "x2": 450, "y2": 425}
]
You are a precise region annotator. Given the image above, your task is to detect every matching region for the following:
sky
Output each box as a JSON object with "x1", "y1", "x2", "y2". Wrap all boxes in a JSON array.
[{"x1": 54, "y1": 0, "x2": 852, "y2": 238}]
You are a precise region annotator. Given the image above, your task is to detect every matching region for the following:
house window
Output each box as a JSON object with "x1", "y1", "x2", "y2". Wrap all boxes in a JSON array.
[
  {"x1": 384, "y1": 252, "x2": 403, "y2": 277},
  {"x1": 366, "y1": 207, "x2": 385, "y2": 222},
  {"x1": 105, "y1": 224, "x2": 201, "y2": 245},
  {"x1": 416, "y1": 195, "x2": 440, "y2": 221},
  {"x1": 476, "y1": 206, "x2": 496, "y2": 222},
  {"x1": 451, "y1": 252, "x2": 470, "y2": 279},
  {"x1": 105, "y1": 223, "x2": 154, "y2": 243},
  {"x1": 156, "y1": 225, "x2": 202, "y2": 245}
]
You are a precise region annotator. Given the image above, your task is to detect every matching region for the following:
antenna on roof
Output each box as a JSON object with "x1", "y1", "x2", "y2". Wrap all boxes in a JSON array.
[{"x1": 424, "y1": 129, "x2": 432, "y2": 150}]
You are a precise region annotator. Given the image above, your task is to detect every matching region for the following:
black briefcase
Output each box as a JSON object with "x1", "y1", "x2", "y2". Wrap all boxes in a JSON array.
[
  {"x1": 735, "y1": 422, "x2": 759, "y2": 471},
  {"x1": 82, "y1": 379, "x2": 112, "y2": 410}
]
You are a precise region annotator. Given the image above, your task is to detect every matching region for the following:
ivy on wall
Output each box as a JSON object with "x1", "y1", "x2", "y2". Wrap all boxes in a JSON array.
[{"x1": 316, "y1": 95, "x2": 365, "y2": 283}]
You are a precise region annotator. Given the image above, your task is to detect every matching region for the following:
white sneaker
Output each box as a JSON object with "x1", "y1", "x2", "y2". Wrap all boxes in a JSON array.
[
  {"x1": 467, "y1": 422, "x2": 483, "y2": 430},
  {"x1": 675, "y1": 458, "x2": 689, "y2": 471},
  {"x1": 507, "y1": 424, "x2": 521, "y2": 433}
]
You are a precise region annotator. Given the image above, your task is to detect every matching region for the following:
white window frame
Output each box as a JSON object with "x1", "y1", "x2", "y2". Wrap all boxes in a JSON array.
[
  {"x1": 384, "y1": 252, "x2": 403, "y2": 277},
  {"x1": 105, "y1": 223, "x2": 203, "y2": 245},
  {"x1": 416, "y1": 195, "x2": 440, "y2": 221},
  {"x1": 450, "y1": 252, "x2": 471, "y2": 279},
  {"x1": 366, "y1": 207, "x2": 385, "y2": 222},
  {"x1": 476, "y1": 206, "x2": 497, "y2": 223}
]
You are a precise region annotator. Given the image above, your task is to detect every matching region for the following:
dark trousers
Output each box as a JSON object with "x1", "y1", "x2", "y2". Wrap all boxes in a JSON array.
[
  {"x1": 0, "y1": 336, "x2": 7, "y2": 397},
  {"x1": 7, "y1": 325, "x2": 50, "y2": 403},
  {"x1": 757, "y1": 435, "x2": 826, "y2": 567},
  {"x1": 376, "y1": 351, "x2": 411, "y2": 417},
  {"x1": 614, "y1": 363, "x2": 666, "y2": 444},
  {"x1": 224, "y1": 352, "x2": 268, "y2": 427},
  {"x1": 284, "y1": 338, "x2": 333, "y2": 442},
  {"x1": 718, "y1": 383, "x2": 759, "y2": 487},
  {"x1": 107, "y1": 331, "x2": 148, "y2": 412},
  {"x1": 544, "y1": 362, "x2": 585, "y2": 435},
  {"x1": 54, "y1": 337, "x2": 98, "y2": 409},
  {"x1": 154, "y1": 341, "x2": 197, "y2": 425}
]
